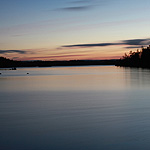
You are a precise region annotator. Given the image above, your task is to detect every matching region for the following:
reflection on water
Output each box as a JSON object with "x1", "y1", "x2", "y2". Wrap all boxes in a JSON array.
[
  {"x1": 1, "y1": 66, "x2": 150, "y2": 92},
  {"x1": 1, "y1": 66, "x2": 150, "y2": 150},
  {"x1": 123, "y1": 67, "x2": 150, "y2": 88}
]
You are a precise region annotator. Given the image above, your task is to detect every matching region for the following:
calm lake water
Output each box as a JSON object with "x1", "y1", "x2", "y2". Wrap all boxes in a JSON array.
[{"x1": 1, "y1": 65, "x2": 150, "y2": 150}]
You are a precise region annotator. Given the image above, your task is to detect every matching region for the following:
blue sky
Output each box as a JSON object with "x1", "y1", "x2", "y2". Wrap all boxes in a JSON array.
[{"x1": 1, "y1": 0, "x2": 150, "y2": 60}]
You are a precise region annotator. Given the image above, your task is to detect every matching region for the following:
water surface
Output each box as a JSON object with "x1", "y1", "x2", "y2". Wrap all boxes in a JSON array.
[{"x1": 1, "y1": 66, "x2": 150, "y2": 150}]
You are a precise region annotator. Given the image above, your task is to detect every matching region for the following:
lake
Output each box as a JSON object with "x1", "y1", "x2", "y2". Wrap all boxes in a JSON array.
[{"x1": 1, "y1": 65, "x2": 150, "y2": 150}]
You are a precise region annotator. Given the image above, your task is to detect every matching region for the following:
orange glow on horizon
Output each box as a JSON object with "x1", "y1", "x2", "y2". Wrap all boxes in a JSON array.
[{"x1": 1, "y1": 45, "x2": 128, "y2": 61}]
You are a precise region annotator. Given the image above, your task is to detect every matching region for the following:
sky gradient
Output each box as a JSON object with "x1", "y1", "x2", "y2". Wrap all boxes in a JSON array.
[{"x1": 1, "y1": 0, "x2": 150, "y2": 61}]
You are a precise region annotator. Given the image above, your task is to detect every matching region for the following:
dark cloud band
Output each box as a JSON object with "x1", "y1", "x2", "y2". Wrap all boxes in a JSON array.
[
  {"x1": 62, "y1": 38, "x2": 150, "y2": 48},
  {"x1": 59, "y1": 5, "x2": 91, "y2": 11},
  {"x1": 0, "y1": 50, "x2": 27, "y2": 54},
  {"x1": 62, "y1": 43, "x2": 121, "y2": 47}
]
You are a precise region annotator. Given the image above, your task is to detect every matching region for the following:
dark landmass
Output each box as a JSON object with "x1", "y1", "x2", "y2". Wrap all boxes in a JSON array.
[
  {"x1": 116, "y1": 45, "x2": 150, "y2": 68},
  {"x1": 0, "y1": 57, "x2": 117, "y2": 68}
]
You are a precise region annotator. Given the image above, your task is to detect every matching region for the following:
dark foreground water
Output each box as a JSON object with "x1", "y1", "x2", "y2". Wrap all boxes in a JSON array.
[{"x1": 1, "y1": 66, "x2": 150, "y2": 150}]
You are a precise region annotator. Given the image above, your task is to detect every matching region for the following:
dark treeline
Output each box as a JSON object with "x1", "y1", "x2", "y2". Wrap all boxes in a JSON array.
[
  {"x1": 0, "y1": 57, "x2": 117, "y2": 68},
  {"x1": 0, "y1": 57, "x2": 18, "y2": 68},
  {"x1": 116, "y1": 45, "x2": 150, "y2": 68}
]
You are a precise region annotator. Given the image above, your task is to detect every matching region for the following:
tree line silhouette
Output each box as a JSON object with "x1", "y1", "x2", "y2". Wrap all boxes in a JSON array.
[
  {"x1": 0, "y1": 56, "x2": 117, "y2": 68},
  {"x1": 116, "y1": 45, "x2": 150, "y2": 68}
]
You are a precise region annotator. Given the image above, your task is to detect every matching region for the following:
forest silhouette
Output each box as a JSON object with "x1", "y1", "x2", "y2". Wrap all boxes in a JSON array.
[
  {"x1": 0, "y1": 57, "x2": 117, "y2": 68},
  {"x1": 117, "y1": 45, "x2": 150, "y2": 68}
]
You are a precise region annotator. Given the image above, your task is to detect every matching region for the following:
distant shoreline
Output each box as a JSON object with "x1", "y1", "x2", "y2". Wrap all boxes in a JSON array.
[{"x1": 0, "y1": 57, "x2": 118, "y2": 68}]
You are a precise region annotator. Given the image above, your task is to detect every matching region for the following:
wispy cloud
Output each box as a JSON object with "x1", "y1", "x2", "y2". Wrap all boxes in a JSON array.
[
  {"x1": 123, "y1": 38, "x2": 150, "y2": 46},
  {"x1": 61, "y1": 38, "x2": 150, "y2": 48},
  {"x1": 59, "y1": 5, "x2": 92, "y2": 11},
  {"x1": 0, "y1": 50, "x2": 28, "y2": 54},
  {"x1": 56, "y1": 0, "x2": 95, "y2": 12},
  {"x1": 11, "y1": 34, "x2": 27, "y2": 37},
  {"x1": 18, "y1": 54, "x2": 86, "y2": 61},
  {"x1": 62, "y1": 43, "x2": 120, "y2": 47},
  {"x1": 125, "y1": 46, "x2": 142, "y2": 49}
]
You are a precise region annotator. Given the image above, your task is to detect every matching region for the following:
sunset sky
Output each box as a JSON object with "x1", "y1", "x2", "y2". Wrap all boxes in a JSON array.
[{"x1": 1, "y1": 0, "x2": 150, "y2": 61}]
